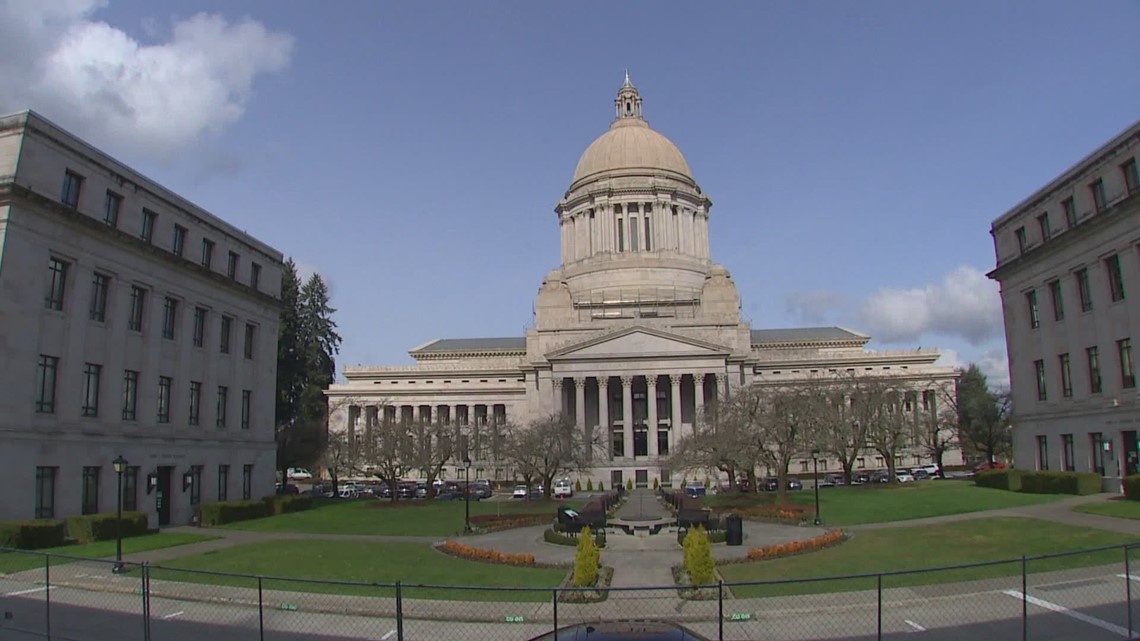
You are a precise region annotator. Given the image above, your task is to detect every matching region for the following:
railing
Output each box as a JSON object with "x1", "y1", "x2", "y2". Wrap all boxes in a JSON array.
[{"x1": 3, "y1": 543, "x2": 1140, "y2": 640}]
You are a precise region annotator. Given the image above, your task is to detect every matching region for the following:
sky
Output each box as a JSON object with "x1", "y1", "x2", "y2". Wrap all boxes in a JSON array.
[{"x1": 4, "y1": 1, "x2": 1140, "y2": 387}]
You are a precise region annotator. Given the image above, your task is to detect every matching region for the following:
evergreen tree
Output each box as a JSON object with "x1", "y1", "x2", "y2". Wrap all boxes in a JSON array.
[{"x1": 954, "y1": 364, "x2": 1012, "y2": 465}]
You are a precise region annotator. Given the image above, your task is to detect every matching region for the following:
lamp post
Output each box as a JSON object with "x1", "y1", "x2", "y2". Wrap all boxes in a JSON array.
[
  {"x1": 463, "y1": 455, "x2": 473, "y2": 534},
  {"x1": 810, "y1": 448, "x2": 821, "y2": 526},
  {"x1": 112, "y1": 455, "x2": 128, "y2": 573}
]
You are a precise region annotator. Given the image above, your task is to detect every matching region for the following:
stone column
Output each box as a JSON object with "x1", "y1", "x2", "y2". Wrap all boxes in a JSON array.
[
  {"x1": 716, "y1": 373, "x2": 729, "y2": 402},
  {"x1": 694, "y1": 373, "x2": 705, "y2": 428},
  {"x1": 574, "y1": 377, "x2": 587, "y2": 438},
  {"x1": 416, "y1": 405, "x2": 430, "y2": 425},
  {"x1": 670, "y1": 374, "x2": 683, "y2": 441},
  {"x1": 647, "y1": 375, "x2": 659, "y2": 457},
  {"x1": 552, "y1": 377, "x2": 564, "y2": 415},
  {"x1": 621, "y1": 376, "x2": 634, "y2": 459},
  {"x1": 598, "y1": 376, "x2": 610, "y2": 459}
]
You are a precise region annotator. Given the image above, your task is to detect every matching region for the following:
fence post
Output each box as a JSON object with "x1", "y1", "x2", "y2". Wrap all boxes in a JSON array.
[
  {"x1": 44, "y1": 554, "x2": 51, "y2": 641},
  {"x1": 257, "y1": 576, "x2": 265, "y2": 641},
  {"x1": 877, "y1": 573, "x2": 882, "y2": 641},
  {"x1": 552, "y1": 589, "x2": 558, "y2": 636},
  {"x1": 1127, "y1": 546, "x2": 1134, "y2": 637},
  {"x1": 396, "y1": 581, "x2": 404, "y2": 641},
  {"x1": 141, "y1": 563, "x2": 151, "y2": 641},
  {"x1": 718, "y1": 581, "x2": 724, "y2": 641},
  {"x1": 1021, "y1": 555, "x2": 1028, "y2": 641}
]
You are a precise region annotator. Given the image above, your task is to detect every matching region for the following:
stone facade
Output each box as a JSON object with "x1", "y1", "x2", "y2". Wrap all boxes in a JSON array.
[
  {"x1": 0, "y1": 111, "x2": 283, "y2": 526},
  {"x1": 988, "y1": 118, "x2": 1140, "y2": 490},
  {"x1": 328, "y1": 77, "x2": 960, "y2": 487}
]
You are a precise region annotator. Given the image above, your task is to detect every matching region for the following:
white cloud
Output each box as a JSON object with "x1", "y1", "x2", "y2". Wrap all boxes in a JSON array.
[
  {"x1": 860, "y1": 265, "x2": 1002, "y2": 346},
  {"x1": 935, "y1": 348, "x2": 963, "y2": 370},
  {"x1": 785, "y1": 290, "x2": 845, "y2": 324},
  {"x1": 977, "y1": 348, "x2": 1010, "y2": 389},
  {"x1": 0, "y1": 1, "x2": 293, "y2": 157}
]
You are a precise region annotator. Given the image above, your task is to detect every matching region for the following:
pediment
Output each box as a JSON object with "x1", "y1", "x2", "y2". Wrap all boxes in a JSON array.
[{"x1": 546, "y1": 327, "x2": 731, "y2": 361}]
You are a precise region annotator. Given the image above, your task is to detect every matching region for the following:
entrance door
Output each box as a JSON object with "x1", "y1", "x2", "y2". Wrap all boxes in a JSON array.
[
  {"x1": 635, "y1": 469, "x2": 648, "y2": 489},
  {"x1": 156, "y1": 466, "x2": 173, "y2": 526},
  {"x1": 610, "y1": 470, "x2": 623, "y2": 491},
  {"x1": 1124, "y1": 431, "x2": 1140, "y2": 477}
]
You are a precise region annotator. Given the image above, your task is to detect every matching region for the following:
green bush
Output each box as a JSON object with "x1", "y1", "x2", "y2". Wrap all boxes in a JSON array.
[
  {"x1": 573, "y1": 526, "x2": 600, "y2": 587},
  {"x1": 1020, "y1": 471, "x2": 1102, "y2": 495},
  {"x1": 653, "y1": 478, "x2": 660, "y2": 490},
  {"x1": 1125, "y1": 475, "x2": 1140, "y2": 500},
  {"x1": 683, "y1": 525, "x2": 715, "y2": 585},
  {"x1": 597, "y1": 481, "x2": 605, "y2": 491},
  {"x1": 545, "y1": 528, "x2": 576, "y2": 546},
  {"x1": 575, "y1": 479, "x2": 582, "y2": 492},
  {"x1": 975, "y1": 469, "x2": 1022, "y2": 492},
  {"x1": 67, "y1": 512, "x2": 148, "y2": 544},
  {"x1": 586, "y1": 479, "x2": 594, "y2": 491},
  {"x1": 626, "y1": 478, "x2": 633, "y2": 490},
  {"x1": 199, "y1": 500, "x2": 273, "y2": 526},
  {"x1": 263, "y1": 494, "x2": 314, "y2": 515},
  {"x1": 0, "y1": 519, "x2": 66, "y2": 549}
]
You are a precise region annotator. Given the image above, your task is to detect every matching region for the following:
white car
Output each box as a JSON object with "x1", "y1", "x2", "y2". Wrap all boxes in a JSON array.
[
  {"x1": 895, "y1": 470, "x2": 916, "y2": 483},
  {"x1": 287, "y1": 467, "x2": 312, "y2": 481},
  {"x1": 512, "y1": 485, "x2": 529, "y2": 499},
  {"x1": 917, "y1": 464, "x2": 942, "y2": 478},
  {"x1": 553, "y1": 480, "x2": 574, "y2": 498}
]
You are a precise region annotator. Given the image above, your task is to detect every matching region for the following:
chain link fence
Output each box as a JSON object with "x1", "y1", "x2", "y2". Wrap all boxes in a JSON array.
[{"x1": 3, "y1": 544, "x2": 1140, "y2": 640}]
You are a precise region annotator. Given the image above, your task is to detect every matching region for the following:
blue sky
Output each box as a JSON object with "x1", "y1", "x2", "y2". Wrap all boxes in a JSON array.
[{"x1": 5, "y1": 1, "x2": 1140, "y2": 386}]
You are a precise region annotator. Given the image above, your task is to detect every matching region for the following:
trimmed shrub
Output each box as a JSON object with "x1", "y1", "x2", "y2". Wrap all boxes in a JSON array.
[
  {"x1": 199, "y1": 500, "x2": 273, "y2": 526},
  {"x1": 597, "y1": 481, "x2": 605, "y2": 491},
  {"x1": 263, "y1": 494, "x2": 314, "y2": 515},
  {"x1": 67, "y1": 512, "x2": 148, "y2": 544},
  {"x1": 573, "y1": 526, "x2": 600, "y2": 587},
  {"x1": 1019, "y1": 471, "x2": 1102, "y2": 495},
  {"x1": 1124, "y1": 475, "x2": 1140, "y2": 500},
  {"x1": 975, "y1": 469, "x2": 1021, "y2": 492},
  {"x1": 653, "y1": 478, "x2": 660, "y2": 490},
  {"x1": 683, "y1": 525, "x2": 715, "y2": 585},
  {"x1": 575, "y1": 479, "x2": 582, "y2": 492},
  {"x1": 0, "y1": 519, "x2": 66, "y2": 549},
  {"x1": 586, "y1": 479, "x2": 594, "y2": 491}
]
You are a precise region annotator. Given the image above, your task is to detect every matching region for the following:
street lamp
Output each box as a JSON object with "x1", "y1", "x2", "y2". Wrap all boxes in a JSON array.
[
  {"x1": 112, "y1": 455, "x2": 128, "y2": 574},
  {"x1": 810, "y1": 448, "x2": 821, "y2": 526},
  {"x1": 463, "y1": 455, "x2": 473, "y2": 534}
]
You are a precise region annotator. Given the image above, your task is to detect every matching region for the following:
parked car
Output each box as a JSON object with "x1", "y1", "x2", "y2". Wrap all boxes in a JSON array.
[
  {"x1": 917, "y1": 464, "x2": 942, "y2": 478},
  {"x1": 818, "y1": 475, "x2": 843, "y2": 488},
  {"x1": 911, "y1": 469, "x2": 930, "y2": 481},
  {"x1": 895, "y1": 470, "x2": 916, "y2": 483},
  {"x1": 309, "y1": 483, "x2": 335, "y2": 498},
  {"x1": 469, "y1": 483, "x2": 492, "y2": 500},
  {"x1": 338, "y1": 486, "x2": 360, "y2": 499},
  {"x1": 286, "y1": 467, "x2": 312, "y2": 481},
  {"x1": 852, "y1": 473, "x2": 871, "y2": 485},
  {"x1": 434, "y1": 490, "x2": 464, "y2": 501},
  {"x1": 871, "y1": 471, "x2": 892, "y2": 484},
  {"x1": 553, "y1": 479, "x2": 574, "y2": 498},
  {"x1": 786, "y1": 478, "x2": 803, "y2": 491},
  {"x1": 684, "y1": 481, "x2": 707, "y2": 497},
  {"x1": 275, "y1": 482, "x2": 300, "y2": 495},
  {"x1": 761, "y1": 477, "x2": 780, "y2": 492},
  {"x1": 512, "y1": 484, "x2": 530, "y2": 499}
]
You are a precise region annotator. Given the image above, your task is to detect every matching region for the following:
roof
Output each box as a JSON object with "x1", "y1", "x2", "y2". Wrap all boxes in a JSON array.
[
  {"x1": 750, "y1": 327, "x2": 869, "y2": 344},
  {"x1": 411, "y1": 337, "x2": 526, "y2": 353},
  {"x1": 572, "y1": 118, "x2": 692, "y2": 185}
]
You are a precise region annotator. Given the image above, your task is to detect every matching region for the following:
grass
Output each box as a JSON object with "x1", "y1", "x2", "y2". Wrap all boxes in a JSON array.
[
  {"x1": 151, "y1": 540, "x2": 568, "y2": 602},
  {"x1": 0, "y1": 533, "x2": 218, "y2": 574},
  {"x1": 718, "y1": 517, "x2": 1139, "y2": 597},
  {"x1": 704, "y1": 480, "x2": 1068, "y2": 525},
  {"x1": 223, "y1": 497, "x2": 583, "y2": 536},
  {"x1": 1074, "y1": 498, "x2": 1140, "y2": 520}
]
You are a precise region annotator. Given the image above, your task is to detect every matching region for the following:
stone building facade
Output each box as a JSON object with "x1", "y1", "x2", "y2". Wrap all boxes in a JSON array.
[
  {"x1": 0, "y1": 111, "x2": 283, "y2": 526},
  {"x1": 989, "y1": 118, "x2": 1140, "y2": 490},
  {"x1": 328, "y1": 77, "x2": 960, "y2": 488}
]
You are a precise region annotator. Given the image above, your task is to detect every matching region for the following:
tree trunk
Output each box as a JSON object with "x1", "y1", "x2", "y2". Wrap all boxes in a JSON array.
[{"x1": 840, "y1": 461, "x2": 853, "y2": 484}]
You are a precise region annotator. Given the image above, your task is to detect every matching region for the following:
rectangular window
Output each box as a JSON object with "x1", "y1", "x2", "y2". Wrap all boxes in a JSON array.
[
  {"x1": 162, "y1": 297, "x2": 178, "y2": 340},
  {"x1": 81, "y1": 363, "x2": 101, "y2": 417},
  {"x1": 1106, "y1": 254, "x2": 1126, "y2": 302},
  {"x1": 220, "y1": 316, "x2": 232, "y2": 354},
  {"x1": 244, "y1": 323, "x2": 255, "y2": 359},
  {"x1": 227, "y1": 251, "x2": 239, "y2": 279},
  {"x1": 1037, "y1": 212, "x2": 1051, "y2": 242},
  {"x1": 250, "y1": 263, "x2": 261, "y2": 290},
  {"x1": 61, "y1": 170, "x2": 83, "y2": 208},
  {"x1": 1124, "y1": 158, "x2": 1140, "y2": 196},
  {"x1": 1059, "y1": 353, "x2": 1072, "y2": 398},
  {"x1": 1063, "y1": 196, "x2": 1077, "y2": 228},
  {"x1": 189, "y1": 381, "x2": 202, "y2": 425},
  {"x1": 35, "y1": 467, "x2": 57, "y2": 519},
  {"x1": 217, "y1": 465, "x2": 229, "y2": 502},
  {"x1": 1087, "y1": 346, "x2": 1103, "y2": 394},
  {"x1": 141, "y1": 209, "x2": 156, "y2": 244},
  {"x1": 89, "y1": 272, "x2": 110, "y2": 322},
  {"x1": 241, "y1": 389, "x2": 251, "y2": 430},
  {"x1": 1036, "y1": 435, "x2": 1049, "y2": 471},
  {"x1": 644, "y1": 215, "x2": 652, "y2": 252},
  {"x1": 36, "y1": 355, "x2": 59, "y2": 413},
  {"x1": 172, "y1": 225, "x2": 187, "y2": 257},
  {"x1": 122, "y1": 369, "x2": 138, "y2": 420},
  {"x1": 1026, "y1": 290, "x2": 1040, "y2": 329},
  {"x1": 1034, "y1": 359, "x2": 1047, "y2": 401},
  {"x1": 128, "y1": 286, "x2": 145, "y2": 332},
  {"x1": 1091, "y1": 178, "x2": 1107, "y2": 213},
  {"x1": 1049, "y1": 279, "x2": 1065, "y2": 321},
  {"x1": 216, "y1": 385, "x2": 228, "y2": 428},
  {"x1": 1076, "y1": 268, "x2": 1093, "y2": 312},
  {"x1": 104, "y1": 191, "x2": 122, "y2": 227},
  {"x1": 192, "y1": 307, "x2": 207, "y2": 347},
  {"x1": 242, "y1": 464, "x2": 253, "y2": 500},
  {"x1": 1119, "y1": 338, "x2": 1135, "y2": 389},
  {"x1": 1092, "y1": 433, "x2": 1106, "y2": 475},
  {"x1": 189, "y1": 465, "x2": 202, "y2": 506},
  {"x1": 1015, "y1": 226, "x2": 1027, "y2": 254},
  {"x1": 616, "y1": 217, "x2": 625, "y2": 252},
  {"x1": 81, "y1": 466, "x2": 100, "y2": 515},
  {"x1": 628, "y1": 217, "x2": 639, "y2": 251},
  {"x1": 1061, "y1": 434, "x2": 1075, "y2": 472},
  {"x1": 157, "y1": 376, "x2": 172, "y2": 423},
  {"x1": 201, "y1": 239, "x2": 215, "y2": 269},
  {"x1": 45, "y1": 257, "x2": 68, "y2": 310},
  {"x1": 123, "y1": 466, "x2": 139, "y2": 511}
]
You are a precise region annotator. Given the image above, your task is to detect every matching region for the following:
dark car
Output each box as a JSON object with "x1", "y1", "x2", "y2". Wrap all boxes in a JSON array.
[
  {"x1": 871, "y1": 471, "x2": 891, "y2": 483},
  {"x1": 787, "y1": 478, "x2": 803, "y2": 491},
  {"x1": 528, "y1": 621, "x2": 711, "y2": 641},
  {"x1": 275, "y1": 483, "x2": 300, "y2": 495},
  {"x1": 911, "y1": 469, "x2": 930, "y2": 481},
  {"x1": 434, "y1": 490, "x2": 464, "y2": 501},
  {"x1": 762, "y1": 477, "x2": 779, "y2": 492},
  {"x1": 852, "y1": 473, "x2": 871, "y2": 485}
]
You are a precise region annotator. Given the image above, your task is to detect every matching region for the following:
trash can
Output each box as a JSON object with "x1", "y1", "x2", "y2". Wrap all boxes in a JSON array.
[
  {"x1": 677, "y1": 527, "x2": 688, "y2": 546},
  {"x1": 725, "y1": 514, "x2": 743, "y2": 546}
]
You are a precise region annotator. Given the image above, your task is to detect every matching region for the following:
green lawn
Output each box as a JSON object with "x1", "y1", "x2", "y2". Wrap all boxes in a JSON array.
[
  {"x1": 707, "y1": 480, "x2": 1068, "y2": 526},
  {"x1": 719, "y1": 517, "x2": 1138, "y2": 597},
  {"x1": 223, "y1": 497, "x2": 582, "y2": 536},
  {"x1": 1074, "y1": 499, "x2": 1140, "y2": 520},
  {"x1": 0, "y1": 533, "x2": 218, "y2": 574},
  {"x1": 152, "y1": 540, "x2": 568, "y2": 601}
]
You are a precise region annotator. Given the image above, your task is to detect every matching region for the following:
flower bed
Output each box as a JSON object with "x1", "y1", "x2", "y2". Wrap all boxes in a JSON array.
[
  {"x1": 468, "y1": 514, "x2": 550, "y2": 532},
  {"x1": 436, "y1": 541, "x2": 536, "y2": 567},
  {"x1": 744, "y1": 529, "x2": 846, "y2": 561}
]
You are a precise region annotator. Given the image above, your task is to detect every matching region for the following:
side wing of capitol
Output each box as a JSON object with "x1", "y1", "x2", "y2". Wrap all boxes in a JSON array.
[{"x1": 327, "y1": 77, "x2": 961, "y2": 488}]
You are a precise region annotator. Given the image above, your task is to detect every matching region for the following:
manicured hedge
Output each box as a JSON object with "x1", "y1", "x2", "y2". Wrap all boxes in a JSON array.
[
  {"x1": 263, "y1": 494, "x2": 313, "y2": 515},
  {"x1": 0, "y1": 519, "x2": 66, "y2": 549},
  {"x1": 974, "y1": 469, "x2": 1021, "y2": 492},
  {"x1": 66, "y1": 512, "x2": 148, "y2": 544},
  {"x1": 1124, "y1": 475, "x2": 1140, "y2": 501},
  {"x1": 199, "y1": 500, "x2": 273, "y2": 526},
  {"x1": 1019, "y1": 471, "x2": 1101, "y2": 495}
]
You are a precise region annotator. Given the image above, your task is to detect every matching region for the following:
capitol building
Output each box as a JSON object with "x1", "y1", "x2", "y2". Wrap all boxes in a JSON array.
[{"x1": 326, "y1": 76, "x2": 960, "y2": 489}]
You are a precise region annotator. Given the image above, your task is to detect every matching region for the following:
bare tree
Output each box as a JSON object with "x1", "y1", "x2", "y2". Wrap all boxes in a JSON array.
[
  {"x1": 815, "y1": 372, "x2": 873, "y2": 484},
  {"x1": 319, "y1": 429, "x2": 357, "y2": 493},
  {"x1": 865, "y1": 383, "x2": 910, "y2": 482},
  {"x1": 502, "y1": 413, "x2": 587, "y2": 499},
  {"x1": 409, "y1": 420, "x2": 456, "y2": 496},
  {"x1": 918, "y1": 380, "x2": 960, "y2": 473},
  {"x1": 755, "y1": 385, "x2": 817, "y2": 503},
  {"x1": 667, "y1": 402, "x2": 755, "y2": 492},
  {"x1": 360, "y1": 418, "x2": 415, "y2": 501}
]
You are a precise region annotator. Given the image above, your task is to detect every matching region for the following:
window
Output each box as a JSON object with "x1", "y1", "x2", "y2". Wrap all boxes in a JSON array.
[
  {"x1": 1049, "y1": 279, "x2": 1065, "y2": 321},
  {"x1": 1124, "y1": 158, "x2": 1140, "y2": 196},
  {"x1": 81, "y1": 467, "x2": 100, "y2": 515},
  {"x1": 1059, "y1": 353, "x2": 1072, "y2": 398},
  {"x1": 1063, "y1": 196, "x2": 1077, "y2": 228},
  {"x1": 81, "y1": 363, "x2": 101, "y2": 417},
  {"x1": 1036, "y1": 435, "x2": 1049, "y2": 471},
  {"x1": 157, "y1": 376, "x2": 172, "y2": 423},
  {"x1": 162, "y1": 297, "x2": 178, "y2": 340},
  {"x1": 1034, "y1": 359, "x2": 1047, "y2": 400},
  {"x1": 172, "y1": 225, "x2": 187, "y2": 257},
  {"x1": 104, "y1": 191, "x2": 122, "y2": 227},
  {"x1": 1106, "y1": 254, "x2": 1126, "y2": 302},
  {"x1": 189, "y1": 465, "x2": 202, "y2": 506},
  {"x1": 250, "y1": 263, "x2": 262, "y2": 290},
  {"x1": 1026, "y1": 290, "x2": 1040, "y2": 329},
  {"x1": 216, "y1": 386, "x2": 228, "y2": 428},
  {"x1": 192, "y1": 307, "x2": 207, "y2": 347},
  {"x1": 128, "y1": 286, "x2": 145, "y2": 332},
  {"x1": 616, "y1": 217, "x2": 625, "y2": 252},
  {"x1": 122, "y1": 370, "x2": 138, "y2": 420},
  {"x1": 141, "y1": 209, "x2": 156, "y2": 244},
  {"x1": 217, "y1": 465, "x2": 229, "y2": 502},
  {"x1": 628, "y1": 216, "x2": 639, "y2": 251},
  {"x1": 644, "y1": 215, "x2": 652, "y2": 252},
  {"x1": 1091, "y1": 432, "x2": 1106, "y2": 474},
  {"x1": 1076, "y1": 268, "x2": 1093, "y2": 312},
  {"x1": 123, "y1": 467, "x2": 139, "y2": 511},
  {"x1": 227, "y1": 251, "x2": 239, "y2": 279},
  {"x1": 241, "y1": 389, "x2": 251, "y2": 430},
  {"x1": 1061, "y1": 435, "x2": 1075, "y2": 472},
  {"x1": 1015, "y1": 226, "x2": 1027, "y2": 254},
  {"x1": 242, "y1": 464, "x2": 253, "y2": 500},
  {"x1": 244, "y1": 323, "x2": 256, "y2": 359},
  {"x1": 45, "y1": 257, "x2": 68, "y2": 310},
  {"x1": 35, "y1": 355, "x2": 58, "y2": 413},
  {"x1": 89, "y1": 272, "x2": 109, "y2": 322},
  {"x1": 35, "y1": 467, "x2": 57, "y2": 519},
  {"x1": 1091, "y1": 178, "x2": 1107, "y2": 213},
  {"x1": 61, "y1": 170, "x2": 83, "y2": 208},
  {"x1": 1037, "y1": 212, "x2": 1051, "y2": 242},
  {"x1": 1119, "y1": 338, "x2": 1135, "y2": 389},
  {"x1": 189, "y1": 381, "x2": 202, "y2": 425},
  {"x1": 201, "y1": 239, "x2": 215, "y2": 269},
  {"x1": 220, "y1": 316, "x2": 232, "y2": 354},
  {"x1": 1087, "y1": 346, "x2": 1103, "y2": 394}
]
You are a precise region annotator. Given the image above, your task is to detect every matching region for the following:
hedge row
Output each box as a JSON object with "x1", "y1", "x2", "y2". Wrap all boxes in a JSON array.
[
  {"x1": 975, "y1": 469, "x2": 1021, "y2": 491},
  {"x1": 199, "y1": 495, "x2": 315, "y2": 526},
  {"x1": 67, "y1": 512, "x2": 149, "y2": 544},
  {"x1": 1125, "y1": 475, "x2": 1140, "y2": 500},
  {"x1": 264, "y1": 494, "x2": 314, "y2": 515},
  {"x1": 975, "y1": 469, "x2": 1101, "y2": 495},
  {"x1": 0, "y1": 519, "x2": 66, "y2": 549}
]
